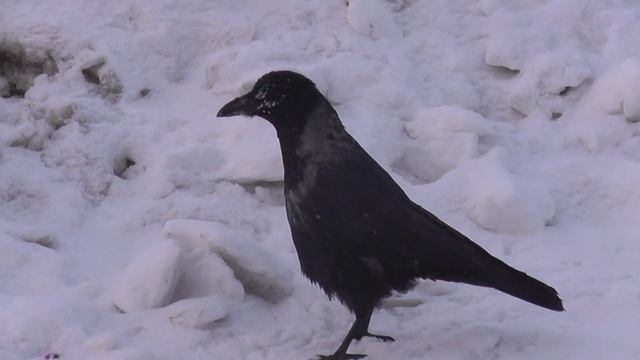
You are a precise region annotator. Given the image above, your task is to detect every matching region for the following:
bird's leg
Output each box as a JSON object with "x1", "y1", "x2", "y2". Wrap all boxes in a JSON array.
[
  {"x1": 317, "y1": 306, "x2": 396, "y2": 359},
  {"x1": 317, "y1": 314, "x2": 369, "y2": 360},
  {"x1": 352, "y1": 306, "x2": 395, "y2": 343}
]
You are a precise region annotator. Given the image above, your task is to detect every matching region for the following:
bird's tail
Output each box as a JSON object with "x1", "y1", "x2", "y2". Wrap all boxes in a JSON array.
[{"x1": 483, "y1": 259, "x2": 564, "y2": 311}]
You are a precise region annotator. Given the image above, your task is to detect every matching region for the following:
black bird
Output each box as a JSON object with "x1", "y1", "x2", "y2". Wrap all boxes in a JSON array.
[{"x1": 217, "y1": 71, "x2": 564, "y2": 359}]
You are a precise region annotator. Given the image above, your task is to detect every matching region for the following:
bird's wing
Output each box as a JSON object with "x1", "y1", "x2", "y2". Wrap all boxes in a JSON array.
[
  {"x1": 397, "y1": 201, "x2": 501, "y2": 285},
  {"x1": 322, "y1": 139, "x2": 501, "y2": 286}
]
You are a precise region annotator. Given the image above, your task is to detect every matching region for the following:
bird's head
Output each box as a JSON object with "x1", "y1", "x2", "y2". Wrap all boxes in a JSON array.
[{"x1": 217, "y1": 71, "x2": 324, "y2": 130}]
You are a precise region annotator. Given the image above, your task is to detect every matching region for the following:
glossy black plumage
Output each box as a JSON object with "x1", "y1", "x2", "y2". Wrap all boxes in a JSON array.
[{"x1": 217, "y1": 71, "x2": 563, "y2": 360}]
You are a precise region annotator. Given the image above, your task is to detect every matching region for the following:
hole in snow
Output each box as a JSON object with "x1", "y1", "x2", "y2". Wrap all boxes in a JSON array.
[
  {"x1": 486, "y1": 63, "x2": 520, "y2": 79},
  {"x1": 81, "y1": 62, "x2": 102, "y2": 85},
  {"x1": 113, "y1": 155, "x2": 136, "y2": 179},
  {"x1": 558, "y1": 86, "x2": 571, "y2": 96},
  {"x1": 81, "y1": 60, "x2": 123, "y2": 101},
  {"x1": 0, "y1": 41, "x2": 58, "y2": 98}
]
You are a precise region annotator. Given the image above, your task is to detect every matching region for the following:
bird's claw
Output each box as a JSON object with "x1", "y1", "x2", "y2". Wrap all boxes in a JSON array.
[
  {"x1": 315, "y1": 353, "x2": 367, "y2": 360},
  {"x1": 354, "y1": 332, "x2": 395, "y2": 343},
  {"x1": 364, "y1": 332, "x2": 395, "y2": 343}
]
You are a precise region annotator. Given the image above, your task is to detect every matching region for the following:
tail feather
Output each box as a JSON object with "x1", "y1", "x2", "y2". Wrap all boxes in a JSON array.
[
  {"x1": 486, "y1": 260, "x2": 564, "y2": 311},
  {"x1": 408, "y1": 202, "x2": 564, "y2": 311}
]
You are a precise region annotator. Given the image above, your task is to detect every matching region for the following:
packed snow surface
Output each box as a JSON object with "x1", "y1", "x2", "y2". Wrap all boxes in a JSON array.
[{"x1": 2, "y1": 1, "x2": 640, "y2": 359}]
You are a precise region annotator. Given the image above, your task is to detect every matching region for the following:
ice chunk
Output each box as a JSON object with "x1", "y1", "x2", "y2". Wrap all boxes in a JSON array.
[
  {"x1": 174, "y1": 250, "x2": 245, "y2": 301},
  {"x1": 152, "y1": 120, "x2": 283, "y2": 197},
  {"x1": 112, "y1": 240, "x2": 182, "y2": 313},
  {"x1": 347, "y1": 0, "x2": 401, "y2": 39},
  {"x1": 162, "y1": 296, "x2": 229, "y2": 329},
  {"x1": 165, "y1": 219, "x2": 293, "y2": 303}
]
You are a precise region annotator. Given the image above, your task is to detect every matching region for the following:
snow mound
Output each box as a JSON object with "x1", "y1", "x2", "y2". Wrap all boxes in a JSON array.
[
  {"x1": 401, "y1": 106, "x2": 497, "y2": 182},
  {"x1": 148, "y1": 119, "x2": 282, "y2": 198},
  {"x1": 508, "y1": 52, "x2": 591, "y2": 117},
  {"x1": 484, "y1": 2, "x2": 597, "y2": 117},
  {"x1": 484, "y1": 2, "x2": 590, "y2": 72},
  {"x1": 586, "y1": 57, "x2": 640, "y2": 123},
  {"x1": 111, "y1": 240, "x2": 182, "y2": 313},
  {"x1": 460, "y1": 150, "x2": 555, "y2": 234},
  {"x1": 173, "y1": 120, "x2": 281, "y2": 183},
  {"x1": 0, "y1": 232, "x2": 63, "y2": 294},
  {"x1": 164, "y1": 219, "x2": 294, "y2": 304},
  {"x1": 347, "y1": 0, "x2": 400, "y2": 39}
]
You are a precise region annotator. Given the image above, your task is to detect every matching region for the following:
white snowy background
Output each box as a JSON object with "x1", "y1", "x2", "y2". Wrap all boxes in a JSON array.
[{"x1": 1, "y1": 0, "x2": 640, "y2": 359}]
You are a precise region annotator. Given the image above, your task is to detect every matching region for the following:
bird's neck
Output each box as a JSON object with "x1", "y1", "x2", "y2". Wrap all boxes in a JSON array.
[{"x1": 275, "y1": 103, "x2": 345, "y2": 191}]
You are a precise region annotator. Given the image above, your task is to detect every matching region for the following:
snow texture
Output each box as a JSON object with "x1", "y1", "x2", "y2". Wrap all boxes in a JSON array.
[
  {"x1": 2, "y1": 1, "x2": 640, "y2": 359},
  {"x1": 165, "y1": 219, "x2": 293, "y2": 304},
  {"x1": 111, "y1": 240, "x2": 182, "y2": 313}
]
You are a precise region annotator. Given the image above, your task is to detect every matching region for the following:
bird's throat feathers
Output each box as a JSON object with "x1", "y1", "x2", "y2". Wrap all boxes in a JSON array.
[{"x1": 277, "y1": 102, "x2": 350, "y2": 186}]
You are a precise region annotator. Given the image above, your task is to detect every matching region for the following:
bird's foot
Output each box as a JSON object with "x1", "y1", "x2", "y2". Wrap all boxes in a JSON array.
[
  {"x1": 315, "y1": 353, "x2": 367, "y2": 360},
  {"x1": 359, "y1": 332, "x2": 395, "y2": 343}
]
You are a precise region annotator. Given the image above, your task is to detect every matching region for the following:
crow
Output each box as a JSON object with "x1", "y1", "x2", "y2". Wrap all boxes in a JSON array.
[{"x1": 217, "y1": 71, "x2": 564, "y2": 359}]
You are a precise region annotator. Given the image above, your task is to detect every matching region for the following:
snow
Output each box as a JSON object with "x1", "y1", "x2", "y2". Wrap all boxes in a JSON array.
[
  {"x1": 161, "y1": 296, "x2": 230, "y2": 329},
  {"x1": 165, "y1": 219, "x2": 293, "y2": 304},
  {"x1": 346, "y1": 0, "x2": 401, "y2": 40},
  {"x1": 1, "y1": 1, "x2": 640, "y2": 359},
  {"x1": 402, "y1": 105, "x2": 496, "y2": 182},
  {"x1": 461, "y1": 149, "x2": 556, "y2": 234},
  {"x1": 111, "y1": 240, "x2": 181, "y2": 313}
]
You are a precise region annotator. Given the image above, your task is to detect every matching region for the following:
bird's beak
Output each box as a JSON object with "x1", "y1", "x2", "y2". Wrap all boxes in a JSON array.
[{"x1": 217, "y1": 92, "x2": 256, "y2": 117}]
